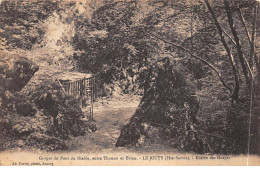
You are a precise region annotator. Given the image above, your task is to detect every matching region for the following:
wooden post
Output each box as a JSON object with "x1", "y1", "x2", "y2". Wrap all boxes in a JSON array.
[{"x1": 91, "y1": 77, "x2": 93, "y2": 119}]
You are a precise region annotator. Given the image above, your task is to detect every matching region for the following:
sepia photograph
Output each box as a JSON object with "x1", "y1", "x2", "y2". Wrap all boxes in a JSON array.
[{"x1": 0, "y1": 0, "x2": 259, "y2": 166}]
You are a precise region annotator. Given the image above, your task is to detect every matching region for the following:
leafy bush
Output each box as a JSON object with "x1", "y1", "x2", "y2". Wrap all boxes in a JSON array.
[{"x1": 0, "y1": 79, "x2": 96, "y2": 151}]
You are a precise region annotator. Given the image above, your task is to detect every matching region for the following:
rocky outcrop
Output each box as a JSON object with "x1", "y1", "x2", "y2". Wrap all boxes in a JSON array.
[
  {"x1": 116, "y1": 58, "x2": 200, "y2": 149},
  {"x1": 0, "y1": 55, "x2": 39, "y2": 117},
  {"x1": 0, "y1": 55, "x2": 39, "y2": 112},
  {"x1": 0, "y1": 56, "x2": 39, "y2": 93}
]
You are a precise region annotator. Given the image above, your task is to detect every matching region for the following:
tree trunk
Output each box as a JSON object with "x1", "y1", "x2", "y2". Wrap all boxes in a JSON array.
[
  {"x1": 251, "y1": 2, "x2": 260, "y2": 78},
  {"x1": 224, "y1": 0, "x2": 252, "y2": 93},
  {"x1": 204, "y1": 0, "x2": 239, "y2": 100}
]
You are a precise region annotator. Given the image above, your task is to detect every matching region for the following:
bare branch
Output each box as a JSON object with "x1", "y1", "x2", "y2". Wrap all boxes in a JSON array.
[
  {"x1": 204, "y1": 0, "x2": 239, "y2": 100},
  {"x1": 222, "y1": 29, "x2": 236, "y2": 45},
  {"x1": 224, "y1": 0, "x2": 252, "y2": 91},
  {"x1": 251, "y1": 2, "x2": 260, "y2": 75},
  {"x1": 237, "y1": 6, "x2": 252, "y2": 44},
  {"x1": 236, "y1": 3, "x2": 259, "y2": 75},
  {"x1": 222, "y1": 8, "x2": 254, "y2": 79}
]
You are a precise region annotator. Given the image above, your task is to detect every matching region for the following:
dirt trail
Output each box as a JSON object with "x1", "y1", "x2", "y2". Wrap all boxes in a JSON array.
[
  {"x1": 66, "y1": 96, "x2": 180, "y2": 154},
  {"x1": 66, "y1": 97, "x2": 139, "y2": 153}
]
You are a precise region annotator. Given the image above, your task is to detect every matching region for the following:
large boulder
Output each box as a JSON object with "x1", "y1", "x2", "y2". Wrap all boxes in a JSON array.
[
  {"x1": 0, "y1": 54, "x2": 39, "y2": 114},
  {"x1": 116, "y1": 58, "x2": 200, "y2": 149},
  {"x1": 0, "y1": 55, "x2": 39, "y2": 93}
]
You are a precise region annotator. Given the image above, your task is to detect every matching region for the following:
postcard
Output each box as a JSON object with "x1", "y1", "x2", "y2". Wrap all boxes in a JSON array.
[{"x1": 0, "y1": 0, "x2": 259, "y2": 166}]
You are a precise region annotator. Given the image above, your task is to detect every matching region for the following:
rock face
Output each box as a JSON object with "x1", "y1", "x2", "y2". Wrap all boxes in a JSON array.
[
  {"x1": 0, "y1": 55, "x2": 39, "y2": 110},
  {"x1": 0, "y1": 56, "x2": 39, "y2": 92},
  {"x1": 116, "y1": 58, "x2": 199, "y2": 148}
]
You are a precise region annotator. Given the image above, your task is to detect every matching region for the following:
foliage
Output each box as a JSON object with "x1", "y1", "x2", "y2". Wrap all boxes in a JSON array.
[
  {"x1": 0, "y1": 0, "x2": 57, "y2": 50},
  {"x1": 0, "y1": 0, "x2": 259, "y2": 154},
  {"x1": 0, "y1": 78, "x2": 96, "y2": 151}
]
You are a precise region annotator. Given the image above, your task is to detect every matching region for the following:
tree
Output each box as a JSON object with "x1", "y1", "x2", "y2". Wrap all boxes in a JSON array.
[{"x1": 0, "y1": 0, "x2": 57, "y2": 50}]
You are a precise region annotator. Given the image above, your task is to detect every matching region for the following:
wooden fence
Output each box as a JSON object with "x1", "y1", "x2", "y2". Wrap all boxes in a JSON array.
[{"x1": 55, "y1": 72, "x2": 95, "y2": 119}]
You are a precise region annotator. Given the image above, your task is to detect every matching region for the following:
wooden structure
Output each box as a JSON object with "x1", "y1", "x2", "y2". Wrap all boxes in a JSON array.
[{"x1": 55, "y1": 72, "x2": 95, "y2": 119}]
